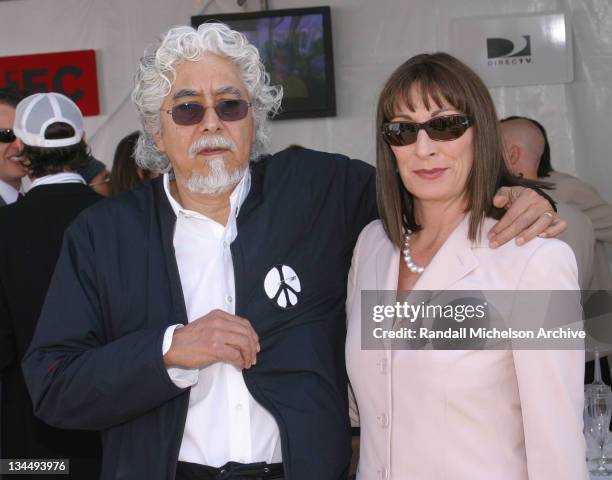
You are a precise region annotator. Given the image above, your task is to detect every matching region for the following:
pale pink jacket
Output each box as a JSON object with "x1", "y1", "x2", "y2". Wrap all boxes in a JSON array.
[{"x1": 346, "y1": 216, "x2": 587, "y2": 480}]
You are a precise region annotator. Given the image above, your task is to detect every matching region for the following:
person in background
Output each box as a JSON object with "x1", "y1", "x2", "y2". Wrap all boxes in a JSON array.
[
  {"x1": 0, "y1": 89, "x2": 27, "y2": 206},
  {"x1": 110, "y1": 131, "x2": 159, "y2": 195},
  {"x1": 0, "y1": 88, "x2": 26, "y2": 460},
  {"x1": 501, "y1": 115, "x2": 612, "y2": 383},
  {"x1": 346, "y1": 53, "x2": 586, "y2": 479},
  {"x1": 500, "y1": 117, "x2": 596, "y2": 291},
  {"x1": 0, "y1": 92, "x2": 102, "y2": 478},
  {"x1": 78, "y1": 155, "x2": 111, "y2": 196}
]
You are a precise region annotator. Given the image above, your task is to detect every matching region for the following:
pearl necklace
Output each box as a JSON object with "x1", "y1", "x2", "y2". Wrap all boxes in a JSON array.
[{"x1": 402, "y1": 230, "x2": 426, "y2": 274}]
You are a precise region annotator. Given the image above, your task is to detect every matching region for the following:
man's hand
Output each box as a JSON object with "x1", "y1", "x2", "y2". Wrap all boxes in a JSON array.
[
  {"x1": 163, "y1": 309, "x2": 260, "y2": 370},
  {"x1": 489, "y1": 186, "x2": 567, "y2": 248}
]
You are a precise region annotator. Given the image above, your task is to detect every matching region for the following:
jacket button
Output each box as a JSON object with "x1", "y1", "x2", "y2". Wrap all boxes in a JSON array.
[
  {"x1": 378, "y1": 413, "x2": 389, "y2": 428},
  {"x1": 378, "y1": 358, "x2": 388, "y2": 374}
]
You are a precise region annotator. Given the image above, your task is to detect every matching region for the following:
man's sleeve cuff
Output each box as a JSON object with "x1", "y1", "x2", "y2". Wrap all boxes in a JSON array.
[{"x1": 162, "y1": 324, "x2": 199, "y2": 389}]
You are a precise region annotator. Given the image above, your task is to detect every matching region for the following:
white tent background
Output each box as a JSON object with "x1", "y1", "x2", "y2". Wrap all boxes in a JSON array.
[{"x1": 1, "y1": 0, "x2": 611, "y2": 263}]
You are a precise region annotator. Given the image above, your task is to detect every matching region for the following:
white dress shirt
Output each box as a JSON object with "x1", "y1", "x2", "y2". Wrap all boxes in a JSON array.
[
  {"x1": 0, "y1": 179, "x2": 19, "y2": 204},
  {"x1": 29, "y1": 172, "x2": 86, "y2": 189},
  {"x1": 161, "y1": 171, "x2": 282, "y2": 468}
]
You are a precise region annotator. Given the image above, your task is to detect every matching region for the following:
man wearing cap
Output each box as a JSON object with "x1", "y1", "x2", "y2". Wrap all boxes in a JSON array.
[
  {"x1": 0, "y1": 92, "x2": 101, "y2": 477},
  {"x1": 22, "y1": 25, "x2": 563, "y2": 480},
  {"x1": 0, "y1": 89, "x2": 27, "y2": 207}
]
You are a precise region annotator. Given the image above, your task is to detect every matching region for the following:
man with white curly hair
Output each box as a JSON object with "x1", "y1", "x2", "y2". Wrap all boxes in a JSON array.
[{"x1": 23, "y1": 23, "x2": 564, "y2": 480}]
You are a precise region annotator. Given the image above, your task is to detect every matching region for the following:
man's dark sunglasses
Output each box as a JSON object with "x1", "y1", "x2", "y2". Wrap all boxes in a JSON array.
[
  {"x1": 164, "y1": 99, "x2": 251, "y2": 126},
  {"x1": 0, "y1": 128, "x2": 16, "y2": 143},
  {"x1": 382, "y1": 114, "x2": 473, "y2": 146}
]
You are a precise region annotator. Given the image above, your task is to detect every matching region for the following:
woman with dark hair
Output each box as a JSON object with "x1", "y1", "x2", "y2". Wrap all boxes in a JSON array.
[
  {"x1": 110, "y1": 131, "x2": 159, "y2": 195},
  {"x1": 345, "y1": 53, "x2": 586, "y2": 479}
]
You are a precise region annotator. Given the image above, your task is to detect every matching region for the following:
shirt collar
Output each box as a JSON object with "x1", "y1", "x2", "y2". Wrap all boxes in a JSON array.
[
  {"x1": 0, "y1": 179, "x2": 20, "y2": 204},
  {"x1": 29, "y1": 172, "x2": 86, "y2": 191},
  {"x1": 162, "y1": 168, "x2": 251, "y2": 222}
]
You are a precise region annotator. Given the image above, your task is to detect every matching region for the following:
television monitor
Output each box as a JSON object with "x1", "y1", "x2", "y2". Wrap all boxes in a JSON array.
[{"x1": 191, "y1": 6, "x2": 336, "y2": 120}]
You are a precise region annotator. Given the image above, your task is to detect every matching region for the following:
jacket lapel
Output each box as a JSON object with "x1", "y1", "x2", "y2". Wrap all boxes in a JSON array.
[
  {"x1": 413, "y1": 215, "x2": 480, "y2": 293},
  {"x1": 237, "y1": 159, "x2": 265, "y2": 223},
  {"x1": 376, "y1": 235, "x2": 400, "y2": 291},
  {"x1": 373, "y1": 215, "x2": 481, "y2": 293},
  {"x1": 152, "y1": 177, "x2": 189, "y2": 327},
  {"x1": 372, "y1": 231, "x2": 401, "y2": 334}
]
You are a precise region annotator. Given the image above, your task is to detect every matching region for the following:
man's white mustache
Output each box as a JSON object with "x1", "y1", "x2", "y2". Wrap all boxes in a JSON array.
[{"x1": 188, "y1": 136, "x2": 237, "y2": 158}]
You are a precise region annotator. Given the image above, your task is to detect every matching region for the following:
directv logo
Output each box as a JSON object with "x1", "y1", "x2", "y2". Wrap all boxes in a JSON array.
[{"x1": 487, "y1": 35, "x2": 532, "y2": 66}]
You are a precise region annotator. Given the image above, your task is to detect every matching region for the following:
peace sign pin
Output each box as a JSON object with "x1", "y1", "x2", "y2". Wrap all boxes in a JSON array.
[{"x1": 264, "y1": 264, "x2": 302, "y2": 309}]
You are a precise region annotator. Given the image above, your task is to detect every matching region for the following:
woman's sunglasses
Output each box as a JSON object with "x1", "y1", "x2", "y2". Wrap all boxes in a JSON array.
[
  {"x1": 164, "y1": 99, "x2": 251, "y2": 126},
  {"x1": 382, "y1": 114, "x2": 473, "y2": 146},
  {"x1": 0, "y1": 128, "x2": 16, "y2": 143}
]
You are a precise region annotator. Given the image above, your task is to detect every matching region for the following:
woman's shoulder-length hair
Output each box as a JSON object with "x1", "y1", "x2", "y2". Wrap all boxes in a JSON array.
[{"x1": 375, "y1": 52, "x2": 536, "y2": 246}]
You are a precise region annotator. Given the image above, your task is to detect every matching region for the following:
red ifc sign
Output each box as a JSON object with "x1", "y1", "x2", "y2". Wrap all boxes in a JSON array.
[{"x1": 0, "y1": 50, "x2": 100, "y2": 116}]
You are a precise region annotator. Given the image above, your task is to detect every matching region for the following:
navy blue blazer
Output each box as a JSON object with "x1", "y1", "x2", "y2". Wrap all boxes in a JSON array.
[
  {"x1": 22, "y1": 149, "x2": 377, "y2": 480},
  {"x1": 0, "y1": 183, "x2": 102, "y2": 477}
]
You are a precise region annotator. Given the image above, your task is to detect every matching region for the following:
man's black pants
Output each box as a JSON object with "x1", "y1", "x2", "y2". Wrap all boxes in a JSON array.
[{"x1": 176, "y1": 460, "x2": 284, "y2": 480}]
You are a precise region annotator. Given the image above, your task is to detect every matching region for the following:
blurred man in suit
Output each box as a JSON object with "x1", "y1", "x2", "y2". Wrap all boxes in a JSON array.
[
  {"x1": 0, "y1": 88, "x2": 26, "y2": 461},
  {"x1": 0, "y1": 89, "x2": 27, "y2": 207},
  {"x1": 0, "y1": 92, "x2": 102, "y2": 478}
]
